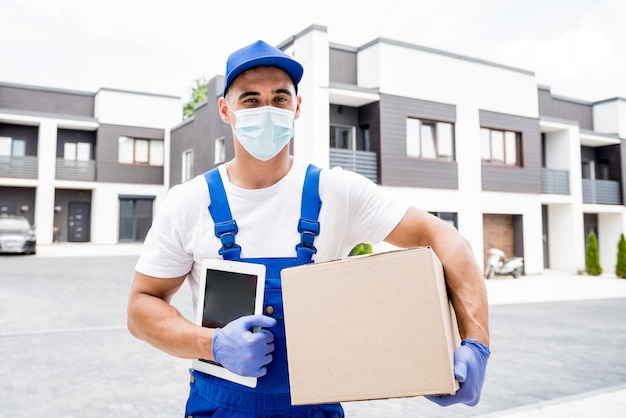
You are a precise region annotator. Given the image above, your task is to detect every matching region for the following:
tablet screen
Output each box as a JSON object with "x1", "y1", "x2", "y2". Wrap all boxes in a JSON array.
[{"x1": 201, "y1": 268, "x2": 259, "y2": 329}]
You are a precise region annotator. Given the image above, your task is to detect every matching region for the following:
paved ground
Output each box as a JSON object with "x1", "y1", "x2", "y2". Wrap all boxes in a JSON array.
[{"x1": 1, "y1": 243, "x2": 626, "y2": 417}]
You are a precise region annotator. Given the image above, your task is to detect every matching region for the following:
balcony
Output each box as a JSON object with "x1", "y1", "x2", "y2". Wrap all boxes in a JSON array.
[
  {"x1": 56, "y1": 158, "x2": 96, "y2": 181},
  {"x1": 0, "y1": 155, "x2": 38, "y2": 179},
  {"x1": 329, "y1": 148, "x2": 378, "y2": 183},
  {"x1": 542, "y1": 168, "x2": 569, "y2": 195},
  {"x1": 582, "y1": 179, "x2": 622, "y2": 205}
]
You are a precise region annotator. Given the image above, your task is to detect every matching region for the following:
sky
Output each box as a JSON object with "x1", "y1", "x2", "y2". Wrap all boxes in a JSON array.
[{"x1": 1, "y1": 0, "x2": 625, "y2": 104}]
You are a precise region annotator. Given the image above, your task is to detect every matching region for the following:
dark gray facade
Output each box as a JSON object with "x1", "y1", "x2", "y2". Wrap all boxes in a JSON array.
[
  {"x1": 379, "y1": 94, "x2": 458, "y2": 189},
  {"x1": 0, "y1": 186, "x2": 36, "y2": 225},
  {"x1": 329, "y1": 46, "x2": 358, "y2": 85},
  {"x1": 538, "y1": 86, "x2": 593, "y2": 130},
  {"x1": 170, "y1": 76, "x2": 233, "y2": 186},
  {"x1": 480, "y1": 110, "x2": 542, "y2": 193},
  {"x1": 329, "y1": 104, "x2": 372, "y2": 151},
  {"x1": 0, "y1": 123, "x2": 39, "y2": 155},
  {"x1": 96, "y1": 124, "x2": 165, "y2": 184},
  {"x1": 0, "y1": 82, "x2": 94, "y2": 119},
  {"x1": 56, "y1": 129, "x2": 96, "y2": 159}
]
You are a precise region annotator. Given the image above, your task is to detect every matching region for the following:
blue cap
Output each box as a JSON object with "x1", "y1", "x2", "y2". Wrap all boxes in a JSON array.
[{"x1": 223, "y1": 40, "x2": 304, "y2": 96}]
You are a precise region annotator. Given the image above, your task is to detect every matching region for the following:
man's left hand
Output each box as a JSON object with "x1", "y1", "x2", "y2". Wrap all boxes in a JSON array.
[{"x1": 427, "y1": 339, "x2": 491, "y2": 407}]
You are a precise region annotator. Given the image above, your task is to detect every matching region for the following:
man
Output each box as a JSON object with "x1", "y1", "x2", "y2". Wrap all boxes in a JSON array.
[{"x1": 127, "y1": 39, "x2": 490, "y2": 417}]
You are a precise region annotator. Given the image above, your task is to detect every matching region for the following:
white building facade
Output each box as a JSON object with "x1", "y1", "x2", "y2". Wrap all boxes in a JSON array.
[
  {"x1": 0, "y1": 83, "x2": 181, "y2": 245},
  {"x1": 171, "y1": 25, "x2": 626, "y2": 275},
  {"x1": 6, "y1": 24, "x2": 623, "y2": 276}
]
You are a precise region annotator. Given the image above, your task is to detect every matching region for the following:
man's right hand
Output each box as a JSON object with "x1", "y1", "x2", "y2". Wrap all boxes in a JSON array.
[{"x1": 212, "y1": 315, "x2": 277, "y2": 377}]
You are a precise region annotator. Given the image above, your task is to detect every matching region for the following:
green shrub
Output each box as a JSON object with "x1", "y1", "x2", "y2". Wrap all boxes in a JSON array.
[
  {"x1": 585, "y1": 229, "x2": 602, "y2": 276},
  {"x1": 616, "y1": 233, "x2": 626, "y2": 278}
]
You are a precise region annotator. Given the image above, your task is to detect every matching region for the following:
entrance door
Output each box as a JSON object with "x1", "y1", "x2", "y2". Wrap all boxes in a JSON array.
[
  {"x1": 483, "y1": 213, "x2": 524, "y2": 269},
  {"x1": 68, "y1": 202, "x2": 91, "y2": 242}
]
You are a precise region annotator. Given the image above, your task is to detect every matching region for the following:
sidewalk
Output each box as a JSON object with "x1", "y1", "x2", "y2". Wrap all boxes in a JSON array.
[
  {"x1": 478, "y1": 384, "x2": 626, "y2": 418},
  {"x1": 485, "y1": 269, "x2": 626, "y2": 305},
  {"x1": 484, "y1": 271, "x2": 626, "y2": 418}
]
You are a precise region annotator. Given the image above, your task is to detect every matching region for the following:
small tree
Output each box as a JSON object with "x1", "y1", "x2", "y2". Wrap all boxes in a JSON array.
[
  {"x1": 183, "y1": 77, "x2": 208, "y2": 119},
  {"x1": 585, "y1": 229, "x2": 602, "y2": 276},
  {"x1": 616, "y1": 233, "x2": 626, "y2": 278}
]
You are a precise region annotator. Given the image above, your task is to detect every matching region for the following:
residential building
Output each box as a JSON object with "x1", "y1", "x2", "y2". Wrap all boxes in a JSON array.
[
  {"x1": 0, "y1": 82, "x2": 181, "y2": 245},
  {"x1": 171, "y1": 24, "x2": 626, "y2": 275},
  {"x1": 539, "y1": 88, "x2": 626, "y2": 274}
]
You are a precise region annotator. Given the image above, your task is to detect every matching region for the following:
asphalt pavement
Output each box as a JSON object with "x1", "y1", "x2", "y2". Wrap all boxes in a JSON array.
[{"x1": 1, "y1": 243, "x2": 625, "y2": 417}]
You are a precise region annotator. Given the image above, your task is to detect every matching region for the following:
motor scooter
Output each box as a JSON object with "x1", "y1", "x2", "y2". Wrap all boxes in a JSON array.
[{"x1": 484, "y1": 248, "x2": 524, "y2": 279}]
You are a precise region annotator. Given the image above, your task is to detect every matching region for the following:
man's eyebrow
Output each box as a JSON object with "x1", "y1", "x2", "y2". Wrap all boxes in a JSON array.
[
  {"x1": 273, "y1": 88, "x2": 293, "y2": 96},
  {"x1": 237, "y1": 91, "x2": 260, "y2": 100}
]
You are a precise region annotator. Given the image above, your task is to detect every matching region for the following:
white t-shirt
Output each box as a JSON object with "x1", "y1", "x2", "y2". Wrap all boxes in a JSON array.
[{"x1": 135, "y1": 158, "x2": 409, "y2": 305}]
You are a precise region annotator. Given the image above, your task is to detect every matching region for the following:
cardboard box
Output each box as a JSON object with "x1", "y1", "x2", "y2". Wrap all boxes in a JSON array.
[{"x1": 281, "y1": 247, "x2": 460, "y2": 405}]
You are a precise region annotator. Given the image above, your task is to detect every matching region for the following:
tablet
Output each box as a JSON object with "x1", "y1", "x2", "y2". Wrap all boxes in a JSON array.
[{"x1": 192, "y1": 258, "x2": 266, "y2": 388}]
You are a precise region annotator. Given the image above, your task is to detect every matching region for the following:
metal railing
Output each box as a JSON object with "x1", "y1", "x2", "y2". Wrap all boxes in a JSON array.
[
  {"x1": 0, "y1": 155, "x2": 38, "y2": 179},
  {"x1": 542, "y1": 168, "x2": 569, "y2": 195},
  {"x1": 582, "y1": 178, "x2": 622, "y2": 205},
  {"x1": 329, "y1": 148, "x2": 378, "y2": 183},
  {"x1": 56, "y1": 159, "x2": 96, "y2": 181}
]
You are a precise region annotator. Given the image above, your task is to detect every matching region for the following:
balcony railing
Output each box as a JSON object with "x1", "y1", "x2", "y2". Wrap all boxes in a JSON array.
[
  {"x1": 56, "y1": 158, "x2": 96, "y2": 181},
  {"x1": 542, "y1": 168, "x2": 569, "y2": 195},
  {"x1": 0, "y1": 155, "x2": 38, "y2": 179},
  {"x1": 582, "y1": 178, "x2": 622, "y2": 205},
  {"x1": 329, "y1": 148, "x2": 378, "y2": 183}
]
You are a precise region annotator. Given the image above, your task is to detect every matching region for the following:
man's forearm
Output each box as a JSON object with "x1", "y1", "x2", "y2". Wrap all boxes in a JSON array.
[
  {"x1": 127, "y1": 292, "x2": 214, "y2": 360},
  {"x1": 438, "y1": 238, "x2": 490, "y2": 346}
]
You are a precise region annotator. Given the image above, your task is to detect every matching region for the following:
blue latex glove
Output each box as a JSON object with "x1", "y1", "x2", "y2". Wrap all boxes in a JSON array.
[
  {"x1": 212, "y1": 315, "x2": 277, "y2": 377},
  {"x1": 427, "y1": 339, "x2": 491, "y2": 407}
]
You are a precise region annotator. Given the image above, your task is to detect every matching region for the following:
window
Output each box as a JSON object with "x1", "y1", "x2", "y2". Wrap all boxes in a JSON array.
[
  {"x1": 362, "y1": 126, "x2": 371, "y2": 151},
  {"x1": 118, "y1": 136, "x2": 164, "y2": 166},
  {"x1": 481, "y1": 128, "x2": 521, "y2": 166},
  {"x1": 330, "y1": 125, "x2": 355, "y2": 150},
  {"x1": 597, "y1": 160, "x2": 610, "y2": 180},
  {"x1": 182, "y1": 149, "x2": 194, "y2": 182},
  {"x1": 214, "y1": 137, "x2": 226, "y2": 164},
  {"x1": 406, "y1": 119, "x2": 455, "y2": 161},
  {"x1": 149, "y1": 140, "x2": 163, "y2": 166},
  {"x1": 0, "y1": 136, "x2": 26, "y2": 157},
  {"x1": 430, "y1": 212, "x2": 458, "y2": 229},
  {"x1": 64, "y1": 142, "x2": 91, "y2": 161},
  {"x1": 119, "y1": 197, "x2": 154, "y2": 242},
  {"x1": 581, "y1": 160, "x2": 593, "y2": 179}
]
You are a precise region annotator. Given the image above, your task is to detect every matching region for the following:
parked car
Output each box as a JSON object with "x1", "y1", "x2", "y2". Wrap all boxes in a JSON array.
[{"x1": 0, "y1": 215, "x2": 36, "y2": 254}]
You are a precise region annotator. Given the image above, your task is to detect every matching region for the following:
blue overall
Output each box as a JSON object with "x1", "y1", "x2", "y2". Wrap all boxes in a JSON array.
[{"x1": 185, "y1": 164, "x2": 345, "y2": 418}]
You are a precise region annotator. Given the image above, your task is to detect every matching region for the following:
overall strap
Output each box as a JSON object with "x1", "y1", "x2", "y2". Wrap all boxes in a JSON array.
[
  {"x1": 204, "y1": 164, "x2": 323, "y2": 262},
  {"x1": 296, "y1": 164, "x2": 323, "y2": 262},
  {"x1": 204, "y1": 168, "x2": 241, "y2": 260}
]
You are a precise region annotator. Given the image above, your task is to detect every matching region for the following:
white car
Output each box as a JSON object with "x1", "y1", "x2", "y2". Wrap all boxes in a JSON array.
[{"x1": 0, "y1": 215, "x2": 36, "y2": 254}]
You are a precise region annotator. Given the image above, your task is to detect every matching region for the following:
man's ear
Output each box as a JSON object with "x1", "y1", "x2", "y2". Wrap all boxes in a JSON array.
[
  {"x1": 218, "y1": 97, "x2": 231, "y2": 124},
  {"x1": 294, "y1": 95, "x2": 302, "y2": 120}
]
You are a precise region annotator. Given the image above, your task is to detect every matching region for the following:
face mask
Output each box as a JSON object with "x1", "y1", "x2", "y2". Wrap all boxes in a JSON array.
[{"x1": 229, "y1": 105, "x2": 295, "y2": 161}]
